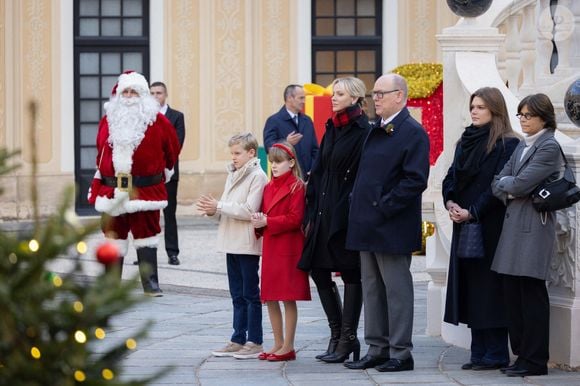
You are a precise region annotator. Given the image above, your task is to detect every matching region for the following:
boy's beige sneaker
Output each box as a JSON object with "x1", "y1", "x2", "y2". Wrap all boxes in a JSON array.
[
  {"x1": 232, "y1": 342, "x2": 263, "y2": 359},
  {"x1": 211, "y1": 341, "x2": 243, "y2": 357}
]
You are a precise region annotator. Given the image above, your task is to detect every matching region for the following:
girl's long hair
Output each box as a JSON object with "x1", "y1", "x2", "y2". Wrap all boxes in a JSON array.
[{"x1": 470, "y1": 87, "x2": 519, "y2": 153}]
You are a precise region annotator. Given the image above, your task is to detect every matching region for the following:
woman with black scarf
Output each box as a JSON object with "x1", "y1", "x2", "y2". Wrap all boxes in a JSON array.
[
  {"x1": 442, "y1": 87, "x2": 519, "y2": 371},
  {"x1": 298, "y1": 77, "x2": 371, "y2": 363}
]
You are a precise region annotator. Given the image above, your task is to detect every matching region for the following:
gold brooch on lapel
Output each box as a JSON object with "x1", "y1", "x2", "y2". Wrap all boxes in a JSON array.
[{"x1": 384, "y1": 123, "x2": 395, "y2": 136}]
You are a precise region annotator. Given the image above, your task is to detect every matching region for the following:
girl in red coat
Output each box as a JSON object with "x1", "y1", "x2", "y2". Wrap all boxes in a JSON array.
[{"x1": 251, "y1": 142, "x2": 311, "y2": 361}]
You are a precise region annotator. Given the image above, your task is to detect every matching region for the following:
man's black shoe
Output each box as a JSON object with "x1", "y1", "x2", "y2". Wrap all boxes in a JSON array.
[
  {"x1": 375, "y1": 357, "x2": 414, "y2": 372},
  {"x1": 461, "y1": 362, "x2": 475, "y2": 370},
  {"x1": 472, "y1": 362, "x2": 509, "y2": 371},
  {"x1": 344, "y1": 354, "x2": 389, "y2": 370},
  {"x1": 500, "y1": 364, "x2": 518, "y2": 373},
  {"x1": 133, "y1": 260, "x2": 139, "y2": 265},
  {"x1": 168, "y1": 255, "x2": 180, "y2": 265},
  {"x1": 505, "y1": 368, "x2": 547, "y2": 377}
]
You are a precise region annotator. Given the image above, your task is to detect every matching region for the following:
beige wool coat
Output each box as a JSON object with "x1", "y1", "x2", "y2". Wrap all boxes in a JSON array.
[{"x1": 214, "y1": 158, "x2": 268, "y2": 256}]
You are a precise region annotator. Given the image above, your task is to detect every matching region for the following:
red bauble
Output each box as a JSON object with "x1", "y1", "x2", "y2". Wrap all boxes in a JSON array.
[{"x1": 96, "y1": 242, "x2": 120, "y2": 265}]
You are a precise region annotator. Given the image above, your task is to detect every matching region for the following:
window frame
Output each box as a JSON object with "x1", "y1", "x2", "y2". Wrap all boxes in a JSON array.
[{"x1": 311, "y1": 0, "x2": 382, "y2": 118}]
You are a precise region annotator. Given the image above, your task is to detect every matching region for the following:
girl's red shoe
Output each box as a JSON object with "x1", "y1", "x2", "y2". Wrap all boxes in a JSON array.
[
  {"x1": 267, "y1": 350, "x2": 296, "y2": 361},
  {"x1": 258, "y1": 352, "x2": 272, "y2": 360}
]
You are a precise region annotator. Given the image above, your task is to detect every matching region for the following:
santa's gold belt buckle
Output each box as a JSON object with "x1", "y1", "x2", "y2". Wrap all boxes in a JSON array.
[{"x1": 116, "y1": 173, "x2": 132, "y2": 192}]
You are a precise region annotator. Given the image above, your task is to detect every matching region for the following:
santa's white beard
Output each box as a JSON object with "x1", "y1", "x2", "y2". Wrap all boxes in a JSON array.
[{"x1": 104, "y1": 94, "x2": 160, "y2": 173}]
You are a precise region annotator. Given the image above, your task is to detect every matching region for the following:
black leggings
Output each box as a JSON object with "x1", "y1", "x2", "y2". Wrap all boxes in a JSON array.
[{"x1": 311, "y1": 268, "x2": 361, "y2": 290}]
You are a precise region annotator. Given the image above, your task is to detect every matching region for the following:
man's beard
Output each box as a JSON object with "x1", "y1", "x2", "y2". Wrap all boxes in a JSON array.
[
  {"x1": 105, "y1": 94, "x2": 159, "y2": 148},
  {"x1": 104, "y1": 93, "x2": 159, "y2": 173}
]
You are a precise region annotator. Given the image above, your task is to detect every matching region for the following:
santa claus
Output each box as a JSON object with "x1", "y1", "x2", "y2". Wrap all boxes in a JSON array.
[{"x1": 88, "y1": 70, "x2": 180, "y2": 296}]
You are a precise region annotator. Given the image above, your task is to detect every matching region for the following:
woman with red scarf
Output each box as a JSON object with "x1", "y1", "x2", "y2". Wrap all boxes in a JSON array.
[{"x1": 298, "y1": 77, "x2": 371, "y2": 363}]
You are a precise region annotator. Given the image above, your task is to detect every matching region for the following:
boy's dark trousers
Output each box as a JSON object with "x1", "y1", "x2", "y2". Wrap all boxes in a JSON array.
[{"x1": 226, "y1": 253, "x2": 263, "y2": 345}]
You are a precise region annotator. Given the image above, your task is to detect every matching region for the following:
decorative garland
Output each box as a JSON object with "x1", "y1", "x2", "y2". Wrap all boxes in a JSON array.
[
  {"x1": 391, "y1": 63, "x2": 444, "y2": 166},
  {"x1": 392, "y1": 63, "x2": 443, "y2": 99}
]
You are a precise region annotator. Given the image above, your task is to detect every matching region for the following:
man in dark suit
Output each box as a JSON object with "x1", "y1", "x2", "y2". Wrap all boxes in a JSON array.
[
  {"x1": 344, "y1": 74, "x2": 430, "y2": 372},
  {"x1": 150, "y1": 81, "x2": 185, "y2": 265},
  {"x1": 263, "y1": 85, "x2": 319, "y2": 177}
]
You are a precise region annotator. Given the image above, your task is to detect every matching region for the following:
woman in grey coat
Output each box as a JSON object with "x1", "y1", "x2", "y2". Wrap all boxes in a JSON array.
[{"x1": 491, "y1": 93, "x2": 564, "y2": 377}]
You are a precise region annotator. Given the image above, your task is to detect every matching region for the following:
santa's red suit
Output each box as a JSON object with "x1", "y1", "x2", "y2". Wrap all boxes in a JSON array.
[
  {"x1": 87, "y1": 71, "x2": 180, "y2": 295},
  {"x1": 89, "y1": 113, "x2": 179, "y2": 218}
]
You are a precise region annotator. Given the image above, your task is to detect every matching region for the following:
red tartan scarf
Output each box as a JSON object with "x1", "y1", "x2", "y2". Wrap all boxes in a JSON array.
[{"x1": 331, "y1": 104, "x2": 363, "y2": 128}]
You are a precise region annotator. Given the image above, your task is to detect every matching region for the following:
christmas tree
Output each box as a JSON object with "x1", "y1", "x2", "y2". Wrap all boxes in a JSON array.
[{"x1": 0, "y1": 102, "x2": 167, "y2": 386}]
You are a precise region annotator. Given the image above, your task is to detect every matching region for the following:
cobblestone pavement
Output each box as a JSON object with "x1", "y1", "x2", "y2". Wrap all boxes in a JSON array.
[{"x1": 50, "y1": 216, "x2": 579, "y2": 386}]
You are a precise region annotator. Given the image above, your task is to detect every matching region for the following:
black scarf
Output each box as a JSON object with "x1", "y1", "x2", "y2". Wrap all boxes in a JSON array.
[{"x1": 455, "y1": 124, "x2": 491, "y2": 191}]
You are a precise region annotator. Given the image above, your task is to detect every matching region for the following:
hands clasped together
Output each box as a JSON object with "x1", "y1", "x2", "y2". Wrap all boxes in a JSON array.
[
  {"x1": 250, "y1": 212, "x2": 267, "y2": 228},
  {"x1": 446, "y1": 200, "x2": 472, "y2": 224}
]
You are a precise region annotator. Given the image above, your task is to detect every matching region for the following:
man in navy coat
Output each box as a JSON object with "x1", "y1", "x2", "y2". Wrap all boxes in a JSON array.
[
  {"x1": 150, "y1": 81, "x2": 185, "y2": 266},
  {"x1": 263, "y1": 85, "x2": 319, "y2": 177},
  {"x1": 344, "y1": 74, "x2": 430, "y2": 372}
]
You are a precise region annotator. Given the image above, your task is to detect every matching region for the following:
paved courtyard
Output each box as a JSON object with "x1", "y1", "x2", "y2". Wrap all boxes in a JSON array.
[{"x1": 50, "y1": 216, "x2": 579, "y2": 386}]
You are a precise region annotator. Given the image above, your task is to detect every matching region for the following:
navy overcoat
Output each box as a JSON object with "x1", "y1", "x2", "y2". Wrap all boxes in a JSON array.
[{"x1": 346, "y1": 107, "x2": 430, "y2": 254}]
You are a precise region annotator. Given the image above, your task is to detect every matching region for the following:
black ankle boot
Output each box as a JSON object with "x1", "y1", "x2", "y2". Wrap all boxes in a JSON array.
[
  {"x1": 315, "y1": 282, "x2": 342, "y2": 360},
  {"x1": 321, "y1": 283, "x2": 362, "y2": 363},
  {"x1": 137, "y1": 247, "x2": 163, "y2": 296}
]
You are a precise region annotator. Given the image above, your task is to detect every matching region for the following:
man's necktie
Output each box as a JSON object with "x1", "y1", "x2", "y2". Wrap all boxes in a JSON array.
[{"x1": 294, "y1": 114, "x2": 299, "y2": 127}]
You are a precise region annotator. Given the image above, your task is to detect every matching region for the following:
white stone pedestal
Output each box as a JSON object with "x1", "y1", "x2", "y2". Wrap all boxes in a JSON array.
[{"x1": 548, "y1": 142, "x2": 580, "y2": 367}]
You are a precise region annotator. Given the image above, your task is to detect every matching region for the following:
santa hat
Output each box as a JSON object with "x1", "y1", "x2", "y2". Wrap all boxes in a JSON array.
[{"x1": 111, "y1": 70, "x2": 149, "y2": 96}]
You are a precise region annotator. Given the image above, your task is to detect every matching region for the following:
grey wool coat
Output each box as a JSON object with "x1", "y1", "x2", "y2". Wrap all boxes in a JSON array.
[{"x1": 491, "y1": 130, "x2": 564, "y2": 280}]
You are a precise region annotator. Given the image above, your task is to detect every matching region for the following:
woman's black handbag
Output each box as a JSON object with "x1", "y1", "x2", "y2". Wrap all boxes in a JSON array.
[
  {"x1": 531, "y1": 144, "x2": 580, "y2": 212},
  {"x1": 456, "y1": 222, "x2": 485, "y2": 259}
]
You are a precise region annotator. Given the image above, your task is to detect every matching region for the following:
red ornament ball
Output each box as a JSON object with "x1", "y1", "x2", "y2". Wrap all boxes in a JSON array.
[{"x1": 96, "y1": 242, "x2": 120, "y2": 265}]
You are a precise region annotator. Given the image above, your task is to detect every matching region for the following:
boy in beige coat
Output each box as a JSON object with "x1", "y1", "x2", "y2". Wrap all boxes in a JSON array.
[{"x1": 197, "y1": 133, "x2": 268, "y2": 359}]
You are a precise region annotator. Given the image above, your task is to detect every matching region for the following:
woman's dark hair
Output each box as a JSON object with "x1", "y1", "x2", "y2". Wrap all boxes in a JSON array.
[
  {"x1": 518, "y1": 93, "x2": 557, "y2": 131},
  {"x1": 470, "y1": 87, "x2": 518, "y2": 153}
]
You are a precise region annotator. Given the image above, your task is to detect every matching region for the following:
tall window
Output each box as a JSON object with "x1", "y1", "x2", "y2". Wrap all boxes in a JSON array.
[
  {"x1": 74, "y1": 0, "x2": 150, "y2": 214},
  {"x1": 312, "y1": 0, "x2": 382, "y2": 118}
]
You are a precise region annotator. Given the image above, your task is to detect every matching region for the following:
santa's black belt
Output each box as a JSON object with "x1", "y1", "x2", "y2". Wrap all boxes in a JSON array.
[{"x1": 101, "y1": 173, "x2": 163, "y2": 191}]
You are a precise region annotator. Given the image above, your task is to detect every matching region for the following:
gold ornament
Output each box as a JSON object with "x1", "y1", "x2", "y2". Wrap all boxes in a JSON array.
[
  {"x1": 52, "y1": 275, "x2": 63, "y2": 287},
  {"x1": 392, "y1": 63, "x2": 443, "y2": 99},
  {"x1": 413, "y1": 221, "x2": 436, "y2": 255},
  {"x1": 30, "y1": 347, "x2": 41, "y2": 359},
  {"x1": 102, "y1": 368, "x2": 114, "y2": 380},
  {"x1": 125, "y1": 338, "x2": 137, "y2": 350},
  {"x1": 73, "y1": 301, "x2": 84, "y2": 313},
  {"x1": 95, "y1": 328, "x2": 106, "y2": 340},
  {"x1": 74, "y1": 370, "x2": 86, "y2": 382}
]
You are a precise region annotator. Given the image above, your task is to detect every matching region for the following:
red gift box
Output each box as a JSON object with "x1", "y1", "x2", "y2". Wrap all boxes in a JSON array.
[{"x1": 303, "y1": 84, "x2": 333, "y2": 144}]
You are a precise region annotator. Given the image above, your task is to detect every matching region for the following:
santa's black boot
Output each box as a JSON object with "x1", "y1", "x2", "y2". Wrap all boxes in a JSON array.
[
  {"x1": 104, "y1": 256, "x2": 124, "y2": 281},
  {"x1": 137, "y1": 247, "x2": 163, "y2": 297}
]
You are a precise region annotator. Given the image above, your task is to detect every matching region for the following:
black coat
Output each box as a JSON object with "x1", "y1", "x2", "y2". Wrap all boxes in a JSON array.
[
  {"x1": 442, "y1": 136, "x2": 518, "y2": 328},
  {"x1": 298, "y1": 114, "x2": 370, "y2": 271},
  {"x1": 346, "y1": 108, "x2": 430, "y2": 254},
  {"x1": 165, "y1": 106, "x2": 185, "y2": 181}
]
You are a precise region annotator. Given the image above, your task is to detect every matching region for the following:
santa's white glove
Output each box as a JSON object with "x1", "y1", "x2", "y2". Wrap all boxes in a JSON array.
[{"x1": 164, "y1": 168, "x2": 175, "y2": 183}]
